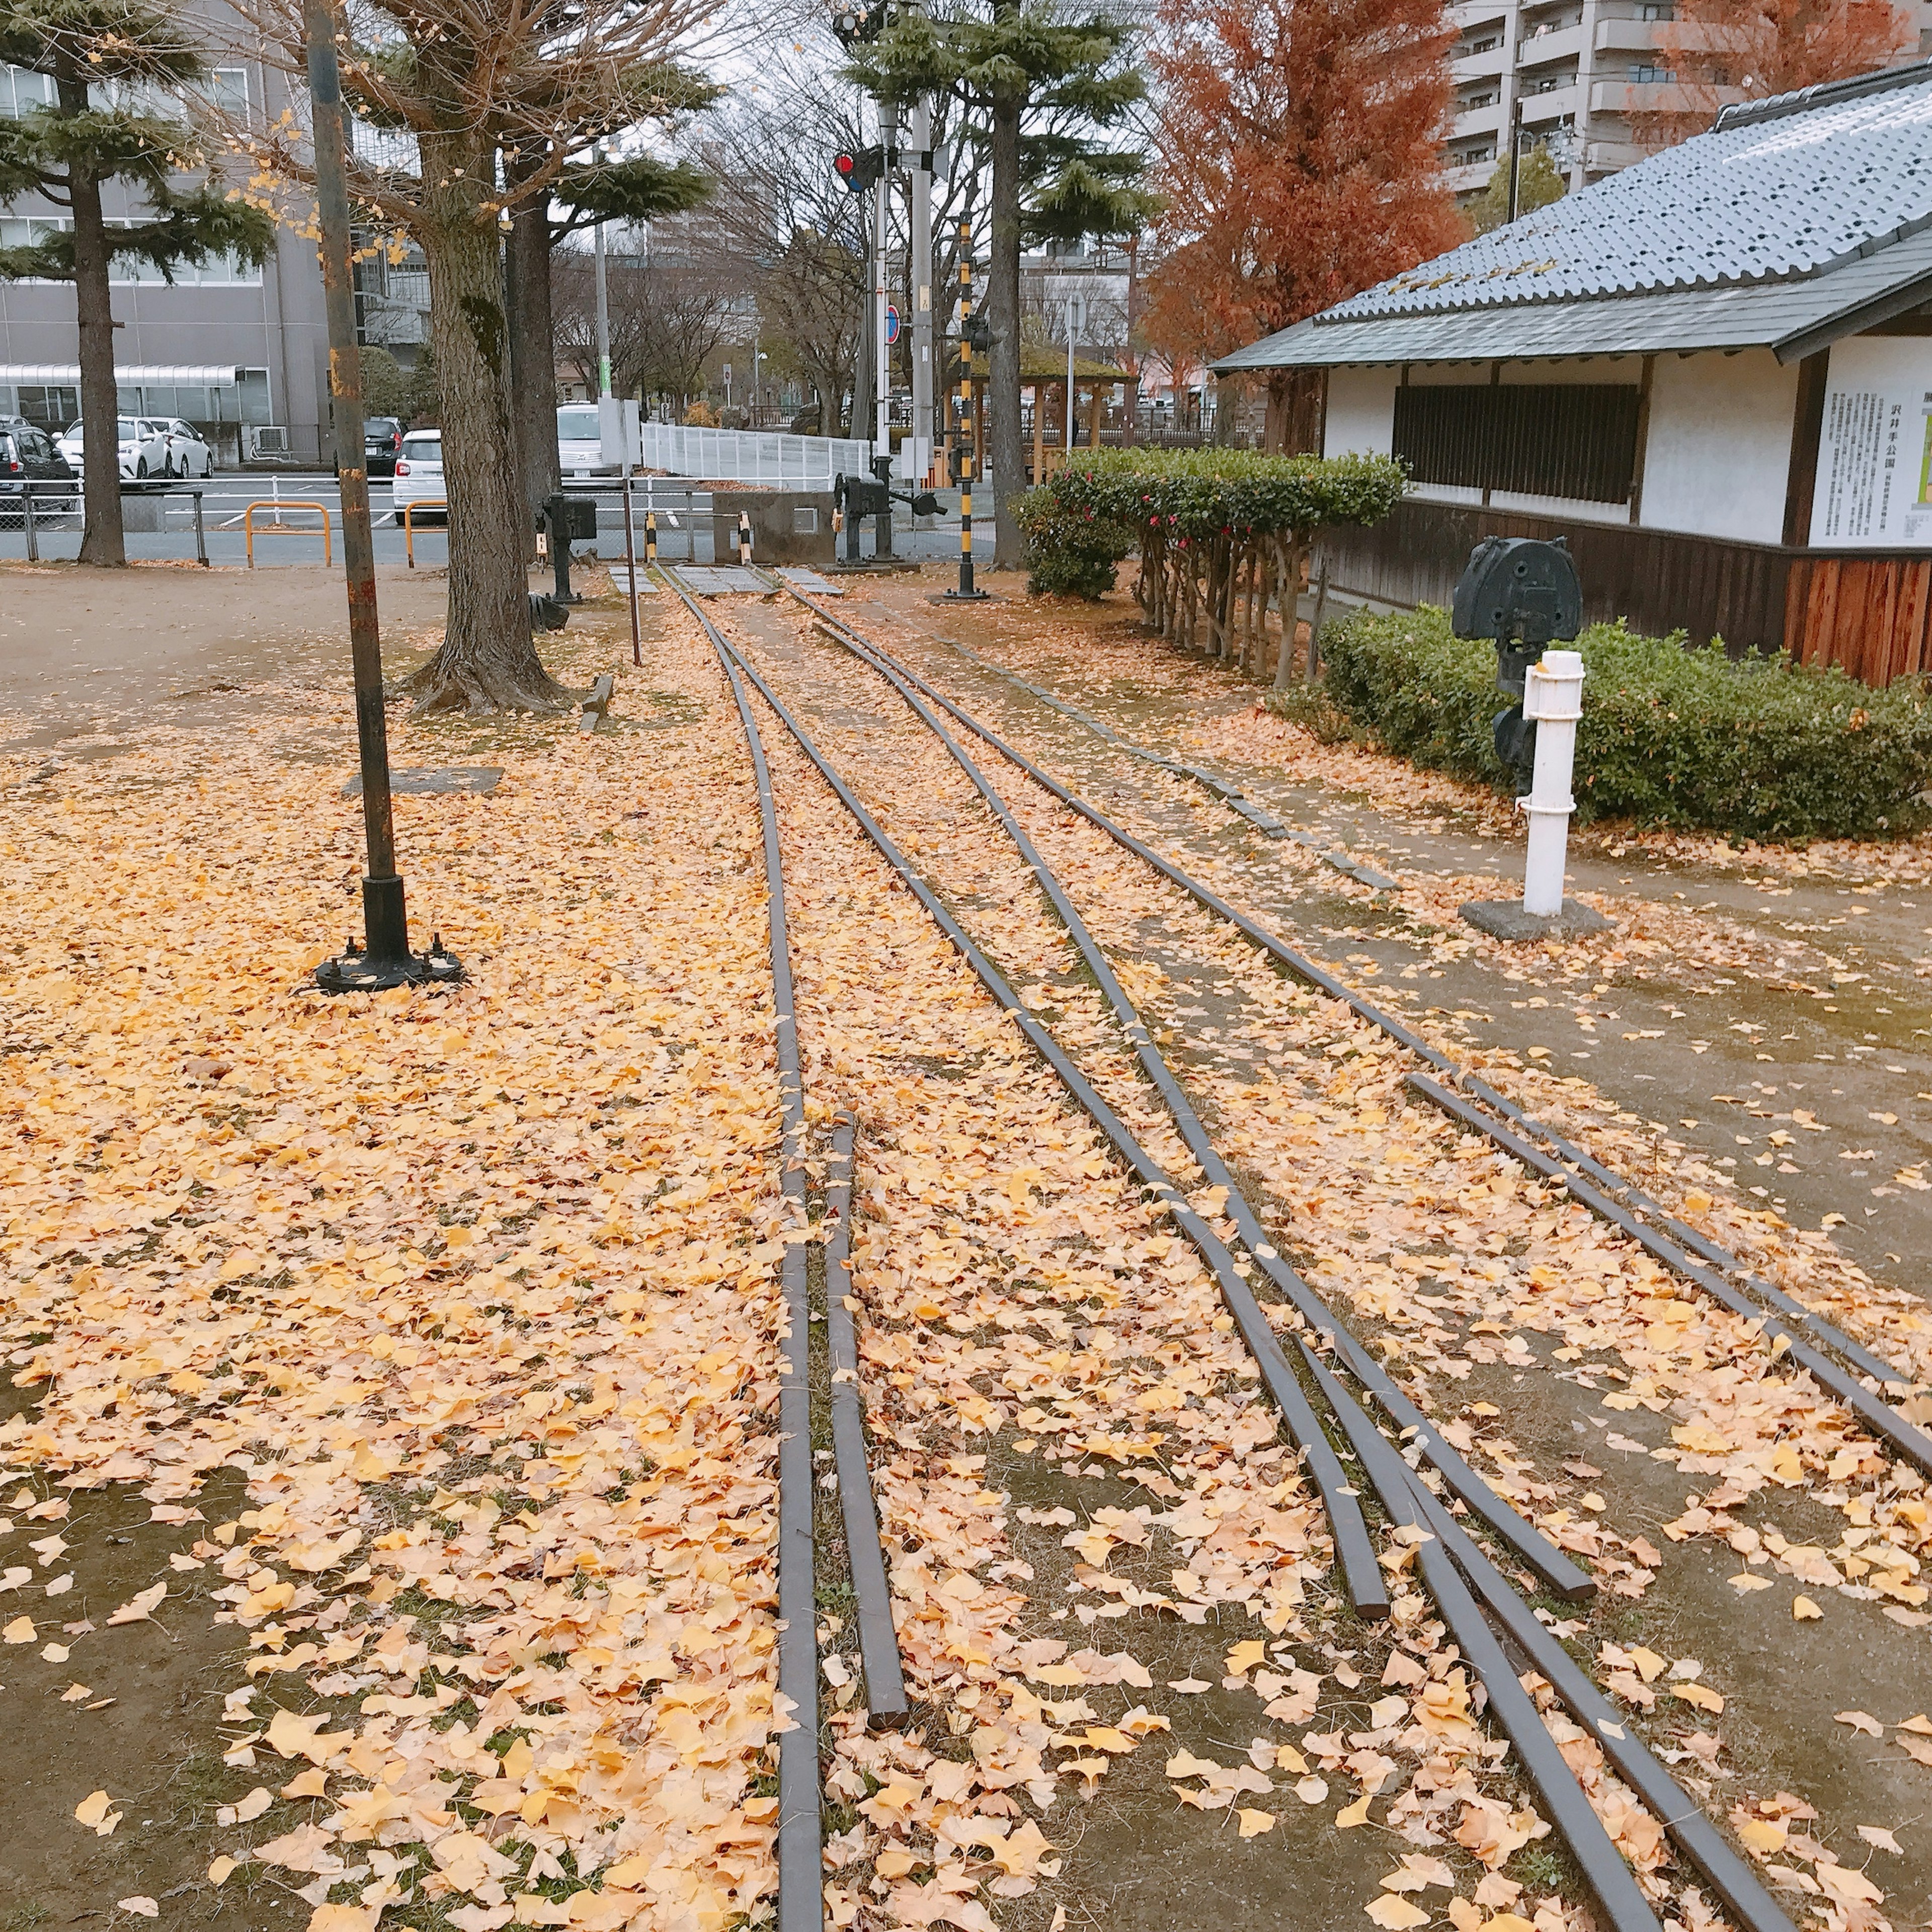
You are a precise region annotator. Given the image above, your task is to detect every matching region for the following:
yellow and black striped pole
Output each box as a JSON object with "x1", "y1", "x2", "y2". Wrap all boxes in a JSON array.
[
  {"x1": 944, "y1": 218, "x2": 989, "y2": 602},
  {"x1": 645, "y1": 510, "x2": 658, "y2": 568}
]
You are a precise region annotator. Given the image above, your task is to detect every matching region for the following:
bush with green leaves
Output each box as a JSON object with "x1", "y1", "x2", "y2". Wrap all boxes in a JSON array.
[
  {"x1": 1015, "y1": 485, "x2": 1138, "y2": 597},
  {"x1": 1299, "y1": 604, "x2": 1932, "y2": 841},
  {"x1": 1018, "y1": 446, "x2": 1408, "y2": 697}
]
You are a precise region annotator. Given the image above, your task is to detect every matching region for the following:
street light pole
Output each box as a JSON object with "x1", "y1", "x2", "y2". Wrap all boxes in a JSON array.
[
  {"x1": 594, "y1": 155, "x2": 612, "y2": 400},
  {"x1": 305, "y1": 0, "x2": 459, "y2": 994}
]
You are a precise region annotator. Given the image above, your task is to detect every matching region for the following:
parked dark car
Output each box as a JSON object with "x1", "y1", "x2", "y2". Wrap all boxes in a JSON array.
[
  {"x1": 364, "y1": 416, "x2": 404, "y2": 477},
  {"x1": 0, "y1": 416, "x2": 77, "y2": 521}
]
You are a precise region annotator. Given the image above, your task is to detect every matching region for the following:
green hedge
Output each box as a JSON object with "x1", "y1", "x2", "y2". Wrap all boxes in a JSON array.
[
  {"x1": 1019, "y1": 447, "x2": 1408, "y2": 599},
  {"x1": 1294, "y1": 605, "x2": 1932, "y2": 841}
]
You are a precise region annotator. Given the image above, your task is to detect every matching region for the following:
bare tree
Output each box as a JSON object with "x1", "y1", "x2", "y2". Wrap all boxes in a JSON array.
[{"x1": 230, "y1": 0, "x2": 724, "y2": 711}]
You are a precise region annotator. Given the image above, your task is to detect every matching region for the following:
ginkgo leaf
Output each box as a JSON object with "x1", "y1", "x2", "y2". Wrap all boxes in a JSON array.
[
  {"x1": 1364, "y1": 1895, "x2": 1428, "y2": 1929},
  {"x1": 1237, "y1": 1809, "x2": 1275, "y2": 1838}
]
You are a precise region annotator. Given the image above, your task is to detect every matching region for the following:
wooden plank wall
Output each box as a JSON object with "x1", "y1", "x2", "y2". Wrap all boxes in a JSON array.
[
  {"x1": 1317, "y1": 500, "x2": 1932, "y2": 686},
  {"x1": 1786, "y1": 557, "x2": 1932, "y2": 685}
]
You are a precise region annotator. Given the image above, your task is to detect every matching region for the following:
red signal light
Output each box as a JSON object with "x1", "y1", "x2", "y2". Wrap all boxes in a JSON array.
[{"x1": 835, "y1": 152, "x2": 856, "y2": 180}]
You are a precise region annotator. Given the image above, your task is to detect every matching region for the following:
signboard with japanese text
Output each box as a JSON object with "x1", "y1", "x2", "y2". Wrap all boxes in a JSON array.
[{"x1": 1810, "y1": 337, "x2": 1932, "y2": 548}]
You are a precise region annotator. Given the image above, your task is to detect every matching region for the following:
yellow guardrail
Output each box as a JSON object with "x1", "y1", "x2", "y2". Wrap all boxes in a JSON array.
[
  {"x1": 403, "y1": 498, "x2": 448, "y2": 569},
  {"x1": 244, "y1": 500, "x2": 331, "y2": 567}
]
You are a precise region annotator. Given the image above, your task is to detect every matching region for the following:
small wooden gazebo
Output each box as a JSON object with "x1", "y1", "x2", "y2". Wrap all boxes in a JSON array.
[{"x1": 1021, "y1": 345, "x2": 1136, "y2": 486}]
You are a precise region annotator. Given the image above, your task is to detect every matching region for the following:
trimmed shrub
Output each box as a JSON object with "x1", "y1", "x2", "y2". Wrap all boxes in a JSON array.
[
  {"x1": 1297, "y1": 604, "x2": 1932, "y2": 842},
  {"x1": 1016, "y1": 486, "x2": 1137, "y2": 598}
]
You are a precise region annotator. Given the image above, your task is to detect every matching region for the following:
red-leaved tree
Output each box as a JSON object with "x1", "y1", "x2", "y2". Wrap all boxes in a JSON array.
[
  {"x1": 1141, "y1": 0, "x2": 1464, "y2": 451},
  {"x1": 1633, "y1": 0, "x2": 1914, "y2": 148}
]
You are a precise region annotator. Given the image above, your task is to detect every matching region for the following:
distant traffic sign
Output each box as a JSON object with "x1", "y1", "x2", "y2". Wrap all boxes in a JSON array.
[{"x1": 884, "y1": 304, "x2": 902, "y2": 346}]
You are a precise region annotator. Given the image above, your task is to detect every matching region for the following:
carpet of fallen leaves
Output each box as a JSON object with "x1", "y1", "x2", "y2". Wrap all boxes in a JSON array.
[
  {"x1": 711, "y1": 591, "x2": 1932, "y2": 1932},
  {"x1": 3, "y1": 579, "x2": 1930, "y2": 1932}
]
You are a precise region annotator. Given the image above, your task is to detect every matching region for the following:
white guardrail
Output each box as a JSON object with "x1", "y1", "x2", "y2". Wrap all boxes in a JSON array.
[{"x1": 638, "y1": 423, "x2": 873, "y2": 491}]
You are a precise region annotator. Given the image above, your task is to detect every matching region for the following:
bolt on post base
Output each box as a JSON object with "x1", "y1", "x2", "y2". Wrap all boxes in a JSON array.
[
  {"x1": 1459, "y1": 897, "x2": 1611, "y2": 943},
  {"x1": 313, "y1": 875, "x2": 464, "y2": 993}
]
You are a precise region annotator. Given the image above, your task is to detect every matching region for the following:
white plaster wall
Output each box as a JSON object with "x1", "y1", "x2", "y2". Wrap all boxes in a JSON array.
[
  {"x1": 1640, "y1": 348, "x2": 1798, "y2": 545},
  {"x1": 1323, "y1": 365, "x2": 1397, "y2": 457}
]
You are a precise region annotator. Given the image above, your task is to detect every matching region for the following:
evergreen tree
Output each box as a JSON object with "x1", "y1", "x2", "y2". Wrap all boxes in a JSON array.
[
  {"x1": 846, "y1": 5, "x2": 1155, "y2": 568},
  {"x1": 505, "y1": 137, "x2": 713, "y2": 536},
  {"x1": 0, "y1": 0, "x2": 273, "y2": 566},
  {"x1": 1465, "y1": 141, "x2": 1567, "y2": 236}
]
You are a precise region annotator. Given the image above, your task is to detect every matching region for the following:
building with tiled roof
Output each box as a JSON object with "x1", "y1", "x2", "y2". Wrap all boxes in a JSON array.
[{"x1": 1213, "y1": 58, "x2": 1932, "y2": 684}]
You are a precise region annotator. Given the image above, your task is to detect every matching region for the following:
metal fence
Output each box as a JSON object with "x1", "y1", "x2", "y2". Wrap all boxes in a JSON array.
[{"x1": 638, "y1": 423, "x2": 872, "y2": 490}]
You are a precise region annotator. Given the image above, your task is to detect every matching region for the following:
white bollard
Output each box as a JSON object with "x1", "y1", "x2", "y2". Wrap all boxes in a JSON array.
[{"x1": 1519, "y1": 649, "x2": 1584, "y2": 919}]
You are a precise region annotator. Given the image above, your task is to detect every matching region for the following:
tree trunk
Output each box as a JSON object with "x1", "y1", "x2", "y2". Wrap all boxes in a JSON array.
[
  {"x1": 403, "y1": 140, "x2": 567, "y2": 713},
  {"x1": 506, "y1": 187, "x2": 559, "y2": 559},
  {"x1": 1265, "y1": 368, "x2": 1328, "y2": 455},
  {"x1": 62, "y1": 67, "x2": 123, "y2": 569},
  {"x1": 987, "y1": 80, "x2": 1024, "y2": 570}
]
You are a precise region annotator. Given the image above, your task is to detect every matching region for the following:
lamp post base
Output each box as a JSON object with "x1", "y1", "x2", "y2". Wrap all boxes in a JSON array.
[
  {"x1": 314, "y1": 932, "x2": 464, "y2": 994},
  {"x1": 936, "y1": 588, "x2": 992, "y2": 602}
]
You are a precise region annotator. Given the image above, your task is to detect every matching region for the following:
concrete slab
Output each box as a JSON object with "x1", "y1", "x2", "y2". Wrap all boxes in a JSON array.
[
  {"x1": 606, "y1": 567, "x2": 659, "y2": 594},
  {"x1": 677, "y1": 566, "x2": 766, "y2": 596},
  {"x1": 777, "y1": 568, "x2": 844, "y2": 597},
  {"x1": 1459, "y1": 896, "x2": 1612, "y2": 940}
]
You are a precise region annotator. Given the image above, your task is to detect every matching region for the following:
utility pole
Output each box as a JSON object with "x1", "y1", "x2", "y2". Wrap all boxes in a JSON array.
[
  {"x1": 1506, "y1": 99, "x2": 1525, "y2": 225},
  {"x1": 305, "y1": 0, "x2": 458, "y2": 994},
  {"x1": 909, "y1": 96, "x2": 934, "y2": 487},
  {"x1": 874, "y1": 98, "x2": 895, "y2": 475},
  {"x1": 594, "y1": 203, "x2": 612, "y2": 399}
]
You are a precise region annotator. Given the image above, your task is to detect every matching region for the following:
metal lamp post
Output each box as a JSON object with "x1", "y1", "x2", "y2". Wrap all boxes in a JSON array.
[{"x1": 305, "y1": 0, "x2": 460, "y2": 994}]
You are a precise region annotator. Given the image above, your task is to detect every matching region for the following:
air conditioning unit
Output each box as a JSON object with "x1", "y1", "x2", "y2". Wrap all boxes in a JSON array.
[{"x1": 245, "y1": 424, "x2": 290, "y2": 458}]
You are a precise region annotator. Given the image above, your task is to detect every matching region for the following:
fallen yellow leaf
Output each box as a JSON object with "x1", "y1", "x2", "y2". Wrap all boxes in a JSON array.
[{"x1": 1237, "y1": 1808, "x2": 1275, "y2": 1838}]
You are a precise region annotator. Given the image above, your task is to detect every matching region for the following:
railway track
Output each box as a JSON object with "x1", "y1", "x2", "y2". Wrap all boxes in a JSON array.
[{"x1": 659, "y1": 566, "x2": 1932, "y2": 1932}]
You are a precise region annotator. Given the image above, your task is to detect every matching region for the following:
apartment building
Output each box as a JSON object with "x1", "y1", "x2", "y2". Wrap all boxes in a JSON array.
[{"x1": 1445, "y1": 0, "x2": 1932, "y2": 198}]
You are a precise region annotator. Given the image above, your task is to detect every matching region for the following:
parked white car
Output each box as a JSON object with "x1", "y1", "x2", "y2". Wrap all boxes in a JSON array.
[
  {"x1": 158, "y1": 418, "x2": 215, "y2": 477},
  {"x1": 557, "y1": 403, "x2": 604, "y2": 476},
  {"x1": 390, "y1": 429, "x2": 445, "y2": 519},
  {"x1": 55, "y1": 416, "x2": 172, "y2": 479}
]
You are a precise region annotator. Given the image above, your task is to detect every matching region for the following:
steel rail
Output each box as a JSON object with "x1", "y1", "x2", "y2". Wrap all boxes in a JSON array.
[
  {"x1": 1361, "y1": 1380, "x2": 1801, "y2": 1932},
  {"x1": 824, "y1": 1114, "x2": 910, "y2": 1726},
  {"x1": 707, "y1": 621, "x2": 823, "y2": 1932},
  {"x1": 796, "y1": 605, "x2": 1592, "y2": 1602},
  {"x1": 671, "y1": 577, "x2": 1758, "y2": 1932},
  {"x1": 1444, "y1": 1072, "x2": 1912, "y2": 1388},
  {"x1": 1298, "y1": 1343, "x2": 1682, "y2": 1932},
  {"x1": 781, "y1": 586, "x2": 1921, "y2": 1434},
  {"x1": 1414, "y1": 1074, "x2": 1932, "y2": 1481},
  {"x1": 660, "y1": 567, "x2": 1388, "y2": 1622}
]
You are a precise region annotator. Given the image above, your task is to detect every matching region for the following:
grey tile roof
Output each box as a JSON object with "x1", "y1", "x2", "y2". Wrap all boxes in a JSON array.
[
  {"x1": 1211, "y1": 224, "x2": 1932, "y2": 370},
  {"x1": 1211, "y1": 58, "x2": 1932, "y2": 374},
  {"x1": 1331, "y1": 59, "x2": 1932, "y2": 323}
]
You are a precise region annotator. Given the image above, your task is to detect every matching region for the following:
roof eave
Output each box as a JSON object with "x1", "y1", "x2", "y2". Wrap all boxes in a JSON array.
[{"x1": 1772, "y1": 268, "x2": 1932, "y2": 363}]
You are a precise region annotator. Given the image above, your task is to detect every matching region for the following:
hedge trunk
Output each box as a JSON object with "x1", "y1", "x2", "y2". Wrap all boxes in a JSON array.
[
  {"x1": 506, "y1": 191, "x2": 558, "y2": 553},
  {"x1": 60, "y1": 70, "x2": 124, "y2": 568},
  {"x1": 987, "y1": 85, "x2": 1024, "y2": 571},
  {"x1": 404, "y1": 139, "x2": 567, "y2": 713}
]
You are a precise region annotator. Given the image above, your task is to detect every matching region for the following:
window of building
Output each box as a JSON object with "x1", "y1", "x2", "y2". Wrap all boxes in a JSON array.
[
  {"x1": 1393, "y1": 383, "x2": 1643, "y2": 504},
  {"x1": 0, "y1": 64, "x2": 57, "y2": 117},
  {"x1": 1637, "y1": 3, "x2": 1674, "y2": 19},
  {"x1": 0, "y1": 215, "x2": 262, "y2": 285},
  {"x1": 1631, "y1": 63, "x2": 1677, "y2": 83}
]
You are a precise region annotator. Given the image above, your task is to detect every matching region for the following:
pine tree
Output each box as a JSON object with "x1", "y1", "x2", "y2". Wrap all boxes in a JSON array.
[
  {"x1": 0, "y1": 0, "x2": 274, "y2": 566},
  {"x1": 846, "y1": 5, "x2": 1156, "y2": 569},
  {"x1": 1140, "y1": 0, "x2": 1462, "y2": 453},
  {"x1": 505, "y1": 118, "x2": 714, "y2": 537}
]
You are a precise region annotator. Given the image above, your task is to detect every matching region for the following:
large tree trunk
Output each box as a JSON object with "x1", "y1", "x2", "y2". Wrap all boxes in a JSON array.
[
  {"x1": 403, "y1": 139, "x2": 567, "y2": 713},
  {"x1": 62, "y1": 68, "x2": 123, "y2": 568},
  {"x1": 506, "y1": 186, "x2": 558, "y2": 556},
  {"x1": 987, "y1": 83, "x2": 1024, "y2": 570}
]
